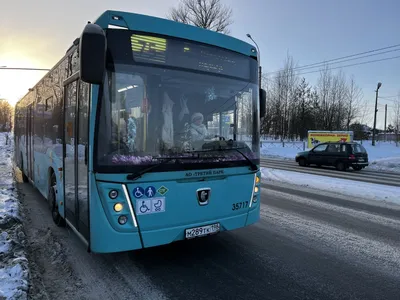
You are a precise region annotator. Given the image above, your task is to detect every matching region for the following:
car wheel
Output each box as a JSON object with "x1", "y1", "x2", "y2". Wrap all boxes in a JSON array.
[
  {"x1": 298, "y1": 158, "x2": 307, "y2": 167},
  {"x1": 336, "y1": 162, "x2": 346, "y2": 171}
]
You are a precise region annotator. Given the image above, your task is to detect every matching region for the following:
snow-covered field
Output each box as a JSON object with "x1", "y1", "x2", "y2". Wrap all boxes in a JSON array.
[
  {"x1": 0, "y1": 132, "x2": 29, "y2": 300},
  {"x1": 260, "y1": 140, "x2": 400, "y2": 173},
  {"x1": 261, "y1": 168, "x2": 400, "y2": 206}
]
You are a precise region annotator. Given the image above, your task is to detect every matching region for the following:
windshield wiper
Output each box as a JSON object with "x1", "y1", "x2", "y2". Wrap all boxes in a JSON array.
[
  {"x1": 126, "y1": 147, "x2": 257, "y2": 181},
  {"x1": 231, "y1": 147, "x2": 258, "y2": 171},
  {"x1": 188, "y1": 147, "x2": 258, "y2": 171},
  {"x1": 126, "y1": 156, "x2": 221, "y2": 181},
  {"x1": 126, "y1": 157, "x2": 177, "y2": 181}
]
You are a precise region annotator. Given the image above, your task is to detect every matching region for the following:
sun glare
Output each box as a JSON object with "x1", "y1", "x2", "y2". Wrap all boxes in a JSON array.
[{"x1": 0, "y1": 57, "x2": 48, "y2": 107}]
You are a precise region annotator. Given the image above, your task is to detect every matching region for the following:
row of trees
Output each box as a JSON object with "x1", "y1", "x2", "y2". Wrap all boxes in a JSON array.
[{"x1": 260, "y1": 57, "x2": 370, "y2": 140}]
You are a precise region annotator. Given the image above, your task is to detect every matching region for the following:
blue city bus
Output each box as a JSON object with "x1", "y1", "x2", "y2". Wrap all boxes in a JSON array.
[{"x1": 14, "y1": 10, "x2": 266, "y2": 253}]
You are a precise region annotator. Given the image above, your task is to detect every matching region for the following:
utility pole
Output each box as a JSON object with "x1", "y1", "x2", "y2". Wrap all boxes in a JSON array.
[
  {"x1": 372, "y1": 82, "x2": 382, "y2": 146},
  {"x1": 384, "y1": 104, "x2": 387, "y2": 142}
]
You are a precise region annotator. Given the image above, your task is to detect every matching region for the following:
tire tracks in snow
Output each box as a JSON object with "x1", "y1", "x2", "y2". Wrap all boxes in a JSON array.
[
  {"x1": 259, "y1": 186, "x2": 400, "y2": 282},
  {"x1": 17, "y1": 176, "x2": 167, "y2": 300}
]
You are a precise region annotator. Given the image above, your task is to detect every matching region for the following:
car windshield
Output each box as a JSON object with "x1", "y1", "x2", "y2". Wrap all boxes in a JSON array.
[{"x1": 95, "y1": 64, "x2": 259, "y2": 172}]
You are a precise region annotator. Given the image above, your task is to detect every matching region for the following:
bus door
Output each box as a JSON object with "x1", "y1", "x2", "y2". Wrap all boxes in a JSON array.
[
  {"x1": 63, "y1": 77, "x2": 90, "y2": 241},
  {"x1": 27, "y1": 104, "x2": 34, "y2": 180}
]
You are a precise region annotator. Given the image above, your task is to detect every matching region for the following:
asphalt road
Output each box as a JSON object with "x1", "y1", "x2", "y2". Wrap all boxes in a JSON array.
[
  {"x1": 17, "y1": 177, "x2": 400, "y2": 300},
  {"x1": 261, "y1": 158, "x2": 400, "y2": 187}
]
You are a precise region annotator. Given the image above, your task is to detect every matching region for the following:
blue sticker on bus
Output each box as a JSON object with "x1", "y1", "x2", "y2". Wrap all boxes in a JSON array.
[
  {"x1": 145, "y1": 186, "x2": 156, "y2": 198},
  {"x1": 133, "y1": 187, "x2": 145, "y2": 198}
]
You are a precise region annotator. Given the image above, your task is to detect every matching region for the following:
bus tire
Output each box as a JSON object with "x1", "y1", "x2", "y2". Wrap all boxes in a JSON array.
[
  {"x1": 49, "y1": 172, "x2": 65, "y2": 227},
  {"x1": 20, "y1": 154, "x2": 29, "y2": 183}
]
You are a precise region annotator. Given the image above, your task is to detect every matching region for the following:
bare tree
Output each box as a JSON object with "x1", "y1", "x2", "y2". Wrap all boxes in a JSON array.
[
  {"x1": 167, "y1": 0, "x2": 233, "y2": 34},
  {"x1": 357, "y1": 97, "x2": 372, "y2": 126},
  {"x1": 345, "y1": 76, "x2": 363, "y2": 130},
  {"x1": 260, "y1": 75, "x2": 273, "y2": 137},
  {"x1": 393, "y1": 95, "x2": 400, "y2": 146},
  {"x1": 316, "y1": 66, "x2": 333, "y2": 130},
  {"x1": 261, "y1": 55, "x2": 300, "y2": 139},
  {"x1": 261, "y1": 57, "x2": 366, "y2": 140},
  {"x1": 315, "y1": 66, "x2": 350, "y2": 131}
]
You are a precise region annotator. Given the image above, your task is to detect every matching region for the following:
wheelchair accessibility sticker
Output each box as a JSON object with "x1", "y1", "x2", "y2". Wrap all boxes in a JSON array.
[
  {"x1": 133, "y1": 187, "x2": 145, "y2": 198},
  {"x1": 136, "y1": 197, "x2": 166, "y2": 215}
]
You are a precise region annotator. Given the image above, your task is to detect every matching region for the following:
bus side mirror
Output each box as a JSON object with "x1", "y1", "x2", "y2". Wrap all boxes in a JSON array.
[
  {"x1": 79, "y1": 23, "x2": 106, "y2": 84},
  {"x1": 260, "y1": 88, "x2": 267, "y2": 118}
]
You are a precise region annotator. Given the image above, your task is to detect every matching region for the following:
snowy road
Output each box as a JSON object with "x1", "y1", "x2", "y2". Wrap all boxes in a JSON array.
[
  {"x1": 17, "y1": 177, "x2": 400, "y2": 300},
  {"x1": 261, "y1": 158, "x2": 400, "y2": 187}
]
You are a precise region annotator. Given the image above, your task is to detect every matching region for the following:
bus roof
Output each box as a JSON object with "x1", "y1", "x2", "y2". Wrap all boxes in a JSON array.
[{"x1": 94, "y1": 10, "x2": 257, "y2": 58}]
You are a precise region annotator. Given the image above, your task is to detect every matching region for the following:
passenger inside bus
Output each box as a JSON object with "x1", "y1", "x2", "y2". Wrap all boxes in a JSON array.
[{"x1": 190, "y1": 112, "x2": 209, "y2": 141}]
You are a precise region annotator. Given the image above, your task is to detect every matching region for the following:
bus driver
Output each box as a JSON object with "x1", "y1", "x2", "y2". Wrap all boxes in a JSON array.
[{"x1": 190, "y1": 112, "x2": 209, "y2": 141}]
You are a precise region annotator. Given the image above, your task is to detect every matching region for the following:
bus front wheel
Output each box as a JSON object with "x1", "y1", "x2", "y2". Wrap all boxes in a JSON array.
[{"x1": 49, "y1": 172, "x2": 65, "y2": 227}]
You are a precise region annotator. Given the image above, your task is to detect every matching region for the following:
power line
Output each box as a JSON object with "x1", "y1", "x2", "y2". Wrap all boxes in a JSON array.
[
  {"x1": 294, "y1": 48, "x2": 400, "y2": 73},
  {"x1": 265, "y1": 43, "x2": 400, "y2": 75},
  {"x1": 378, "y1": 103, "x2": 394, "y2": 108},
  {"x1": 264, "y1": 55, "x2": 400, "y2": 81},
  {"x1": 0, "y1": 67, "x2": 50, "y2": 71},
  {"x1": 379, "y1": 95, "x2": 399, "y2": 99},
  {"x1": 268, "y1": 48, "x2": 400, "y2": 75},
  {"x1": 379, "y1": 97, "x2": 399, "y2": 103}
]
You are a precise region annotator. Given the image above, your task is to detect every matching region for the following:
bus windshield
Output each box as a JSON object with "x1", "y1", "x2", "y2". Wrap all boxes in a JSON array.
[{"x1": 95, "y1": 31, "x2": 259, "y2": 173}]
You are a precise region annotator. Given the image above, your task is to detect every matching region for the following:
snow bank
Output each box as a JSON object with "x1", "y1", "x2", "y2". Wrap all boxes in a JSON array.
[
  {"x1": 260, "y1": 140, "x2": 400, "y2": 173},
  {"x1": 260, "y1": 141, "x2": 304, "y2": 160},
  {"x1": 261, "y1": 167, "x2": 400, "y2": 205},
  {"x1": 360, "y1": 141, "x2": 400, "y2": 173},
  {"x1": 0, "y1": 132, "x2": 29, "y2": 300},
  {"x1": 368, "y1": 157, "x2": 400, "y2": 173}
]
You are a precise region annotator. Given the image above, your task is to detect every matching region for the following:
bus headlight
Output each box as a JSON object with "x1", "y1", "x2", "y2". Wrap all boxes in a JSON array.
[
  {"x1": 118, "y1": 215, "x2": 128, "y2": 225},
  {"x1": 109, "y1": 190, "x2": 118, "y2": 199},
  {"x1": 255, "y1": 176, "x2": 260, "y2": 184},
  {"x1": 113, "y1": 203, "x2": 123, "y2": 212},
  {"x1": 254, "y1": 186, "x2": 259, "y2": 193}
]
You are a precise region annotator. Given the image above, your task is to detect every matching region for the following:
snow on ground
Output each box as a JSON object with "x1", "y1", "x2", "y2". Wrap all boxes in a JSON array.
[
  {"x1": 260, "y1": 139, "x2": 400, "y2": 173},
  {"x1": 361, "y1": 141, "x2": 400, "y2": 173},
  {"x1": 260, "y1": 141, "x2": 301, "y2": 160},
  {"x1": 261, "y1": 167, "x2": 400, "y2": 205},
  {"x1": 368, "y1": 157, "x2": 400, "y2": 173},
  {"x1": 0, "y1": 132, "x2": 29, "y2": 300}
]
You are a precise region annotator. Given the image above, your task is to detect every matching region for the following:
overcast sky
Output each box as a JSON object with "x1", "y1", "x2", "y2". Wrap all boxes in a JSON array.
[{"x1": 1, "y1": 0, "x2": 399, "y2": 128}]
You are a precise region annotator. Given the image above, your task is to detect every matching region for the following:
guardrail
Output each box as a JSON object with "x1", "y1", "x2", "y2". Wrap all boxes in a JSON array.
[{"x1": 260, "y1": 140, "x2": 306, "y2": 151}]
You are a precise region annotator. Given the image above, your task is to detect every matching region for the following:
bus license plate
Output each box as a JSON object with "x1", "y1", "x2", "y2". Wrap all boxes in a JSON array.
[{"x1": 185, "y1": 223, "x2": 220, "y2": 239}]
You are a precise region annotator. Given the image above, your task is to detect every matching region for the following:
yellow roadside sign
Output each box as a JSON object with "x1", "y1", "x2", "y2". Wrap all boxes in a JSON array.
[{"x1": 307, "y1": 131, "x2": 353, "y2": 148}]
